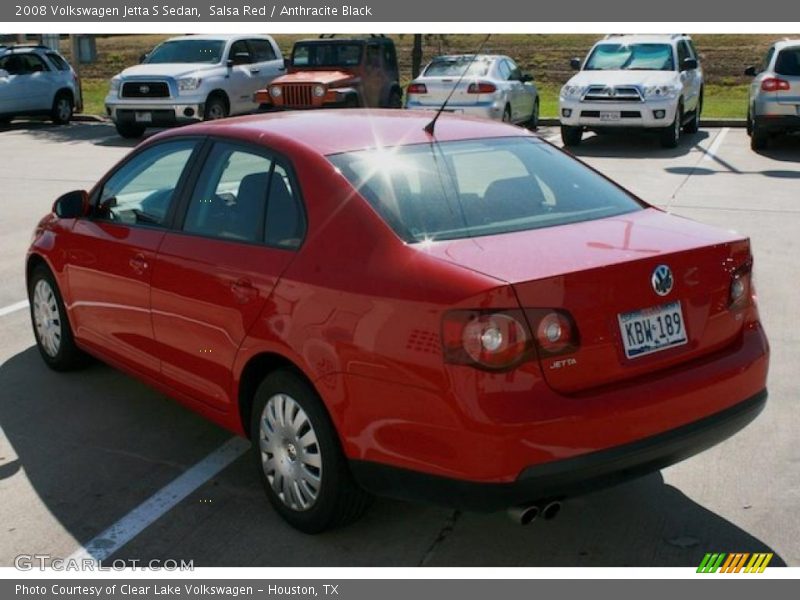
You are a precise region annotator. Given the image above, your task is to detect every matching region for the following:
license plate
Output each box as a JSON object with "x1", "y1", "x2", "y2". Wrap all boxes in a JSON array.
[
  {"x1": 618, "y1": 301, "x2": 687, "y2": 359},
  {"x1": 600, "y1": 111, "x2": 621, "y2": 122},
  {"x1": 134, "y1": 111, "x2": 152, "y2": 123}
]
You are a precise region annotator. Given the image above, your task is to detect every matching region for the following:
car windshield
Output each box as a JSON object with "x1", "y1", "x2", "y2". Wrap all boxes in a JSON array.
[
  {"x1": 329, "y1": 137, "x2": 643, "y2": 243},
  {"x1": 292, "y1": 43, "x2": 363, "y2": 67},
  {"x1": 423, "y1": 57, "x2": 492, "y2": 77},
  {"x1": 775, "y1": 48, "x2": 800, "y2": 76},
  {"x1": 145, "y1": 39, "x2": 225, "y2": 64},
  {"x1": 584, "y1": 43, "x2": 675, "y2": 71}
]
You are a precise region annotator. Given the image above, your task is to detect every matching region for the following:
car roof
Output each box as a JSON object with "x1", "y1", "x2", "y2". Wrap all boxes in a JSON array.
[
  {"x1": 164, "y1": 34, "x2": 271, "y2": 43},
  {"x1": 775, "y1": 39, "x2": 800, "y2": 50},
  {"x1": 598, "y1": 34, "x2": 689, "y2": 45},
  {"x1": 429, "y1": 54, "x2": 503, "y2": 62},
  {"x1": 154, "y1": 109, "x2": 537, "y2": 156}
]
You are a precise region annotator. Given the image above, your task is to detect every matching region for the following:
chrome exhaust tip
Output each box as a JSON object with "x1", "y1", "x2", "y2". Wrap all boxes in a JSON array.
[
  {"x1": 508, "y1": 504, "x2": 540, "y2": 525},
  {"x1": 542, "y1": 500, "x2": 562, "y2": 520}
]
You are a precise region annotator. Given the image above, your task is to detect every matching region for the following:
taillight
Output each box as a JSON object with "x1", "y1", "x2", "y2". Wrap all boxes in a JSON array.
[
  {"x1": 761, "y1": 77, "x2": 790, "y2": 92},
  {"x1": 407, "y1": 83, "x2": 427, "y2": 94},
  {"x1": 467, "y1": 82, "x2": 497, "y2": 94},
  {"x1": 525, "y1": 309, "x2": 580, "y2": 357},
  {"x1": 442, "y1": 310, "x2": 532, "y2": 371},
  {"x1": 729, "y1": 259, "x2": 753, "y2": 309}
]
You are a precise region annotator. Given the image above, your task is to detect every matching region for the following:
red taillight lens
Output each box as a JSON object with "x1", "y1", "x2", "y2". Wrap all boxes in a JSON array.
[
  {"x1": 729, "y1": 259, "x2": 753, "y2": 309},
  {"x1": 407, "y1": 83, "x2": 427, "y2": 94},
  {"x1": 442, "y1": 310, "x2": 532, "y2": 370},
  {"x1": 526, "y1": 309, "x2": 580, "y2": 356},
  {"x1": 761, "y1": 77, "x2": 790, "y2": 92},
  {"x1": 467, "y1": 82, "x2": 497, "y2": 94}
]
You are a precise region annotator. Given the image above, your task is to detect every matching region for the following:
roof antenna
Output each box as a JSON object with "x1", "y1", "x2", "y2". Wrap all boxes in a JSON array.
[{"x1": 423, "y1": 34, "x2": 492, "y2": 136}]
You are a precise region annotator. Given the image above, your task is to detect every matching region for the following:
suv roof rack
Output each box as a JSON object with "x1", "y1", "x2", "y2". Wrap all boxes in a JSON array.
[
  {"x1": 603, "y1": 33, "x2": 687, "y2": 40},
  {"x1": 317, "y1": 34, "x2": 387, "y2": 40}
]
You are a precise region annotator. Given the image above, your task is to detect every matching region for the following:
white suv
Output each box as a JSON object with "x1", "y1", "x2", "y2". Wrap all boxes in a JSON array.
[
  {"x1": 105, "y1": 34, "x2": 285, "y2": 138},
  {"x1": 559, "y1": 34, "x2": 704, "y2": 148}
]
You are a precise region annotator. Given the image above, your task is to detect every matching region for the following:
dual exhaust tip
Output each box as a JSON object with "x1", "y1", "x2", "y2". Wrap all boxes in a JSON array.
[{"x1": 508, "y1": 499, "x2": 562, "y2": 525}]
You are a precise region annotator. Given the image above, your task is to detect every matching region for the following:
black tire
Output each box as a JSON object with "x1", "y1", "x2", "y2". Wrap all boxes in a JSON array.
[
  {"x1": 204, "y1": 94, "x2": 229, "y2": 121},
  {"x1": 0, "y1": 117, "x2": 11, "y2": 126},
  {"x1": 28, "y1": 263, "x2": 90, "y2": 371},
  {"x1": 115, "y1": 121, "x2": 146, "y2": 139},
  {"x1": 502, "y1": 104, "x2": 512, "y2": 123},
  {"x1": 561, "y1": 125, "x2": 582, "y2": 147},
  {"x1": 387, "y1": 89, "x2": 402, "y2": 109},
  {"x1": 250, "y1": 369, "x2": 372, "y2": 533},
  {"x1": 660, "y1": 104, "x2": 682, "y2": 148},
  {"x1": 683, "y1": 93, "x2": 702, "y2": 134},
  {"x1": 528, "y1": 98, "x2": 540, "y2": 130},
  {"x1": 746, "y1": 108, "x2": 753, "y2": 136},
  {"x1": 751, "y1": 124, "x2": 769, "y2": 151},
  {"x1": 344, "y1": 94, "x2": 359, "y2": 108},
  {"x1": 51, "y1": 91, "x2": 73, "y2": 125}
]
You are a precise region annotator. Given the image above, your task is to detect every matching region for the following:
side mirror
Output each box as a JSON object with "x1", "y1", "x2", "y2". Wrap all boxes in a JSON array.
[
  {"x1": 139, "y1": 53, "x2": 148, "y2": 64},
  {"x1": 53, "y1": 190, "x2": 89, "y2": 219},
  {"x1": 682, "y1": 57, "x2": 698, "y2": 71},
  {"x1": 0, "y1": 68, "x2": 9, "y2": 78},
  {"x1": 570, "y1": 57, "x2": 582, "y2": 71},
  {"x1": 744, "y1": 65, "x2": 757, "y2": 77},
  {"x1": 283, "y1": 57, "x2": 291, "y2": 69},
  {"x1": 520, "y1": 72, "x2": 534, "y2": 83}
]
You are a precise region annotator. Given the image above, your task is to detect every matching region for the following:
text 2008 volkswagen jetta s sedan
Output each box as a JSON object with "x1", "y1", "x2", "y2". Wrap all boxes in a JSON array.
[{"x1": 27, "y1": 110, "x2": 768, "y2": 532}]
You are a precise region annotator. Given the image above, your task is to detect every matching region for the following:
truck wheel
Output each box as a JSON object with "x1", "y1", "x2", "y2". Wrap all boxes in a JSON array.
[
  {"x1": 250, "y1": 369, "x2": 372, "y2": 533},
  {"x1": 204, "y1": 94, "x2": 229, "y2": 120},
  {"x1": 115, "y1": 122, "x2": 146, "y2": 139},
  {"x1": 387, "y1": 89, "x2": 402, "y2": 109},
  {"x1": 751, "y1": 124, "x2": 769, "y2": 151},
  {"x1": 51, "y1": 92, "x2": 73, "y2": 125},
  {"x1": 561, "y1": 125, "x2": 582, "y2": 147},
  {"x1": 660, "y1": 105, "x2": 682, "y2": 148}
]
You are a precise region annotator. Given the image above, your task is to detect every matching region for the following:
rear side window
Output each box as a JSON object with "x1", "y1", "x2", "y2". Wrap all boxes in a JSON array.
[
  {"x1": 46, "y1": 52, "x2": 70, "y2": 71},
  {"x1": 775, "y1": 48, "x2": 800, "y2": 76},
  {"x1": 329, "y1": 137, "x2": 642, "y2": 243},
  {"x1": 183, "y1": 142, "x2": 305, "y2": 248}
]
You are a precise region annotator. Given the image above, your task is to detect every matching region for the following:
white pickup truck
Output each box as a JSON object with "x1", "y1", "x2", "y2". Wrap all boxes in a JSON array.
[{"x1": 105, "y1": 34, "x2": 285, "y2": 138}]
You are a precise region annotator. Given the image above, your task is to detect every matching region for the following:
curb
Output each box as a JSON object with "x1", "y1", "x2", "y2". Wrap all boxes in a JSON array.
[
  {"x1": 539, "y1": 117, "x2": 746, "y2": 128},
  {"x1": 73, "y1": 114, "x2": 108, "y2": 123}
]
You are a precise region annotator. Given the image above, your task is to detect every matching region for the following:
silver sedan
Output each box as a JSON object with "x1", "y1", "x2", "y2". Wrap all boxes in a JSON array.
[{"x1": 405, "y1": 54, "x2": 539, "y2": 127}]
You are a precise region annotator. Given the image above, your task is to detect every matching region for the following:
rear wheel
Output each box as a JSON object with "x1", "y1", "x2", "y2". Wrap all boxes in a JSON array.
[
  {"x1": 387, "y1": 89, "x2": 402, "y2": 109},
  {"x1": 28, "y1": 264, "x2": 89, "y2": 371},
  {"x1": 51, "y1": 92, "x2": 73, "y2": 125},
  {"x1": 746, "y1": 108, "x2": 754, "y2": 136},
  {"x1": 502, "y1": 104, "x2": 512, "y2": 123},
  {"x1": 115, "y1": 121, "x2": 146, "y2": 139},
  {"x1": 528, "y1": 98, "x2": 540, "y2": 130},
  {"x1": 561, "y1": 125, "x2": 582, "y2": 147},
  {"x1": 344, "y1": 94, "x2": 359, "y2": 108},
  {"x1": 751, "y1": 123, "x2": 769, "y2": 151},
  {"x1": 660, "y1": 104, "x2": 682, "y2": 148},
  {"x1": 250, "y1": 369, "x2": 371, "y2": 533}
]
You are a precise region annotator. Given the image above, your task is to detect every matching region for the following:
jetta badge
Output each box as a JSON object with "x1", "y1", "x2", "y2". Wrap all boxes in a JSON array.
[{"x1": 651, "y1": 265, "x2": 674, "y2": 296}]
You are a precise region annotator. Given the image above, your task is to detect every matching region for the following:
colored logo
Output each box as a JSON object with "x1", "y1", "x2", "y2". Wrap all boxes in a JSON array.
[
  {"x1": 697, "y1": 552, "x2": 773, "y2": 573},
  {"x1": 651, "y1": 264, "x2": 674, "y2": 296}
]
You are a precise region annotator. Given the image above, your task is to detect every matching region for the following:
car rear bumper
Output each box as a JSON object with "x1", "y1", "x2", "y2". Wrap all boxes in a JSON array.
[
  {"x1": 350, "y1": 388, "x2": 767, "y2": 511},
  {"x1": 754, "y1": 114, "x2": 800, "y2": 133},
  {"x1": 406, "y1": 99, "x2": 504, "y2": 121},
  {"x1": 560, "y1": 98, "x2": 677, "y2": 128}
]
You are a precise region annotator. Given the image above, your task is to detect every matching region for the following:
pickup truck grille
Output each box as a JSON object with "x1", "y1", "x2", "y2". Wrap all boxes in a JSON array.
[
  {"x1": 121, "y1": 81, "x2": 170, "y2": 98},
  {"x1": 583, "y1": 85, "x2": 642, "y2": 102},
  {"x1": 282, "y1": 84, "x2": 314, "y2": 107}
]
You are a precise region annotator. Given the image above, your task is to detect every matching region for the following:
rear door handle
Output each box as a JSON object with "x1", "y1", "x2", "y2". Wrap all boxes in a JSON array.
[
  {"x1": 129, "y1": 253, "x2": 149, "y2": 275},
  {"x1": 231, "y1": 278, "x2": 258, "y2": 303}
]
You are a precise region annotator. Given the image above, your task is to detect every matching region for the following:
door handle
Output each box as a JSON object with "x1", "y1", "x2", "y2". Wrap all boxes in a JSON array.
[
  {"x1": 231, "y1": 278, "x2": 257, "y2": 303},
  {"x1": 129, "y1": 253, "x2": 149, "y2": 274},
  {"x1": 250, "y1": 68, "x2": 261, "y2": 74}
]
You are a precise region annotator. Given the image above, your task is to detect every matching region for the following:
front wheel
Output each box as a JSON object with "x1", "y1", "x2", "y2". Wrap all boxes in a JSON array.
[
  {"x1": 204, "y1": 94, "x2": 229, "y2": 120},
  {"x1": 250, "y1": 369, "x2": 371, "y2": 533},
  {"x1": 683, "y1": 95, "x2": 702, "y2": 134},
  {"x1": 660, "y1": 105, "x2": 682, "y2": 148},
  {"x1": 387, "y1": 89, "x2": 402, "y2": 109},
  {"x1": 115, "y1": 121, "x2": 146, "y2": 139},
  {"x1": 561, "y1": 125, "x2": 582, "y2": 147}
]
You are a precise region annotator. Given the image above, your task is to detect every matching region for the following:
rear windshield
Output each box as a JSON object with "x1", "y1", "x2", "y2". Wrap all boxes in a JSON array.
[
  {"x1": 145, "y1": 39, "x2": 225, "y2": 64},
  {"x1": 424, "y1": 57, "x2": 492, "y2": 77},
  {"x1": 585, "y1": 43, "x2": 675, "y2": 71},
  {"x1": 328, "y1": 137, "x2": 642, "y2": 243},
  {"x1": 292, "y1": 43, "x2": 363, "y2": 67},
  {"x1": 775, "y1": 48, "x2": 800, "y2": 76}
]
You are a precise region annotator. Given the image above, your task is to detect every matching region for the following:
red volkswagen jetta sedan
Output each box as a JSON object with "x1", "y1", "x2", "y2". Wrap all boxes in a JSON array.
[{"x1": 27, "y1": 110, "x2": 768, "y2": 532}]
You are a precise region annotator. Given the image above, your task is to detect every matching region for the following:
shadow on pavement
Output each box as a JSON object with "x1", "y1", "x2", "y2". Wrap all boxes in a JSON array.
[
  {"x1": 564, "y1": 130, "x2": 710, "y2": 159},
  {"x1": 0, "y1": 345, "x2": 787, "y2": 567},
  {"x1": 0, "y1": 119, "x2": 155, "y2": 148}
]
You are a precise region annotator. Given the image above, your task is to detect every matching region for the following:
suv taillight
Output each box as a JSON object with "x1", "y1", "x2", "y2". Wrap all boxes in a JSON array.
[
  {"x1": 407, "y1": 83, "x2": 427, "y2": 94},
  {"x1": 467, "y1": 82, "x2": 496, "y2": 94},
  {"x1": 761, "y1": 77, "x2": 790, "y2": 92}
]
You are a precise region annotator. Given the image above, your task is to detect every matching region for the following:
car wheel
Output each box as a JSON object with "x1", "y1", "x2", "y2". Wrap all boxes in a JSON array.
[
  {"x1": 746, "y1": 108, "x2": 753, "y2": 136},
  {"x1": 660, "y1": 105, "x2": 682, "y2": 148},
  {"x1": 528, "y1": 98, "x2": 540, "y2": 130},
  {"x1": 344, "y1": 94, "x2": 359, "y2": 108},
  {"x1": 561, "y1": 125, "x2": 582, "y2": 147},
  {"x1": 115, "y1": 121, "x2": 146, "y2": 139},
  {"x1": 51, "y1": 92, "x2": 73, "y2": 125},
  {"x1": 683, "y1": 95, "x2": 701, "y2": 134},
  {"x1": 28, "y1": 264, "x2": 89, "y2": 371},
  {"x1": 387, "y1": 89, "x2": 402, "y2": 109},
  {"x1": 250, "y1": 369, "x2": 372, "y2": 533},
  {"x1": 0, "y1": 117, "x2": 11, "y2": 127},
  {"x1": 204, "y1": 94, "x2": 229, "y2": 120},
  {"x1": 751, "y1": 124, "x2": 769, "y2": 151},
  {"x1": 502, "y1": 104, "x2": 512, "y2": 123}
]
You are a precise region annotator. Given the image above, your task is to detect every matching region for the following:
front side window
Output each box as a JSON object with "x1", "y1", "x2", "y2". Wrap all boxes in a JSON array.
[
  {"x1": 229, "y1": 40, "x2": 251, "y2": 64},
  {"x1": 248, "y1": 39, "x2": 276, "y2": 62},
  {"x1": 97, "y1": 140, "x2": 197, "y2": 227},
  {"x1": 183, "y1": 143, "x2": 305, "y2": 247},
  {"x1": 145, "y1": 39, "x2": 225, "y2": 64},
  {"x1": 584, "y1": 43, "x2": 675, "y2": 71},
  {"x1": 329, "y1": 137, "x2": 642, "y2": 243},
  {"x1": 292, "y1": 43, "x2": 363, "y2": 67}
]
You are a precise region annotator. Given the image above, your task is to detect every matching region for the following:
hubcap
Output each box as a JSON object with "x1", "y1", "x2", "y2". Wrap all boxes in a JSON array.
[
  {"x1": 58, "y1": 99, "x2": 71, "y2": 121},
  {"x1": 33, "y1": 279, "x2": 61, "y2": 357},
  {"x1": 259, "y1": 393, "x2": 322, "y2": 511},
  {"x1": 207, "y1": 104, "x2": 225, "y2": 120}
]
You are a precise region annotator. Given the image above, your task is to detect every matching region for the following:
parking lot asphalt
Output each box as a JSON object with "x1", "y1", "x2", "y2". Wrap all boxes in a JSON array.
[{"x1": 0, "y1": 120, "x2": 798, "y2": 567}]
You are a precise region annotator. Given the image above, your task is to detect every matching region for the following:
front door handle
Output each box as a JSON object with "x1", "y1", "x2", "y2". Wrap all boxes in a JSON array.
[
  {"x1": 129, "y1": 253, "x2": 149, "y2": 275},
  {"x1": 250, "y1": 68, "x2": 261, "y2": 74},
  {"x1": 231, "y1": 278, "x2": 257, "y2": 303}
]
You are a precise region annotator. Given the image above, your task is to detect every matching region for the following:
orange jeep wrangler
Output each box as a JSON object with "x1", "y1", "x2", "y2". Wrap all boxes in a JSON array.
[{"x1": 256, "y1": 35, "x2": 402, "y2": 110}]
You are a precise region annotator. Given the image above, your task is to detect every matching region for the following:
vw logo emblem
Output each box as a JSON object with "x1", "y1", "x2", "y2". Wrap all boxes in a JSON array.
[
  {"x1": 651, "y1": 265, "x2": 674, "y2": 296},
  {"x1": 139, "y1": 85, "x2": 150, "y2": 94}
]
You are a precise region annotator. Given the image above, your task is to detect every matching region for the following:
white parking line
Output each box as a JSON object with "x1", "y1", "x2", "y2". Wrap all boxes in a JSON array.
[
  {"x1": 68, "y1": 436, "x2": 250, "y2": 562},
  {"x1": 703, "y1": 127, "x2": 730, "y2": 162},
  {"x1": 0, "y1": 300, "x2": 29, "y2": 318}
]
